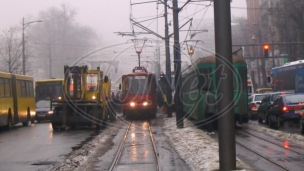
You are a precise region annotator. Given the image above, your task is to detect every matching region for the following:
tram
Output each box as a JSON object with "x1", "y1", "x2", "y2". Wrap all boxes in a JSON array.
[
  {"x1": 120, "y1": 66, "x2": 157, "y2": 119},
  {"x1": 182, "y1": 55, "x2": 249, "y2": 126}
]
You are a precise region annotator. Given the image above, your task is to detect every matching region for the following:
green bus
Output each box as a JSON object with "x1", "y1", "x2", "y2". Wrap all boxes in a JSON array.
[{"x1": 181, "y1": 55, "x2": 248, "y2": 127}]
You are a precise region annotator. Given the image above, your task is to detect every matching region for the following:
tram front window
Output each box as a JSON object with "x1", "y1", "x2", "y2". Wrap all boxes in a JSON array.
[{"x1": 128, "y1": 76, "x2": 148, "y2": 94}]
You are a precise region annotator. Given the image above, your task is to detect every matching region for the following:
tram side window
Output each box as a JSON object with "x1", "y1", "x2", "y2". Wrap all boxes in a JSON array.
[
  {"x1": 198, "y1": 68, "x2": 209, "y2": 91},
  {"x1": 0, "y1": 78, "x2": 4, "y2": 97},
  {"x1": 189, "y1": 72, "x2": 198, "y2": 91},
  {"x1": 4, "y1": 78, "x2": 11, "y2": 97},
  {"x1": 149, "y1": 75, "x2": 156, "y2": 93}
]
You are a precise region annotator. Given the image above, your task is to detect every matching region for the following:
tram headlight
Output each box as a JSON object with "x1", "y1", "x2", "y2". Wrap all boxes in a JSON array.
[
  {"x1": 48, "y1": 111, "x2": 53, "y2": 114},
  {"x1": 143, "y1": 102, "x2": 148, "y2": 106},
  {"x1": 58, "y1": 96, "x2": 62, "y2": 100},
  {"x1": 92, "y1": 95, "x2": 96, "y2": 100},
  {"x1": 130, "y1": 102, "x2": 135, "y2": 107}
]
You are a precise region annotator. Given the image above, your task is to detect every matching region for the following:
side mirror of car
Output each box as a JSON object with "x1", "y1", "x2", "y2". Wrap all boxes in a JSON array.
[{"x1": 256, "y1": 102, "x2": 261, "y2": 105}]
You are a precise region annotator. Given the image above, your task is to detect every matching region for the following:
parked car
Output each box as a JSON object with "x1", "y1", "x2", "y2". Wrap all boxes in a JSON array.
[
  {"x1": 257, "y1": 91, "x2": 292, "y2": 124},
  {"x1": 35, "y1": 100, "x2": 53, "y2": 122},
  {"x1": 267, "y1": 93, "x2": 304, "y2": 128},
  {"x1": 248, "y1": 94, "x2": 265, "y2": 119}
]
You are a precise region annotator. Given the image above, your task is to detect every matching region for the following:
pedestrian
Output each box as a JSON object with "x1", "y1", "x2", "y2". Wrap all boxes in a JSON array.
[{"x1": 202, "y1": 86, "x2": 216, "y2": 134}]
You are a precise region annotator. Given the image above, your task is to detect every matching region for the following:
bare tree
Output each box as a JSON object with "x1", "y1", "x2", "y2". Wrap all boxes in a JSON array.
[
  {"x1": 0, "y1": 27, "x2": 22, "y2": 73},
  {"x1": 29, "y1": 4, "x2": 100, "y2": 79},
  {"x1": 271, "y1": 0, "x2": 304, "y2": 61}
]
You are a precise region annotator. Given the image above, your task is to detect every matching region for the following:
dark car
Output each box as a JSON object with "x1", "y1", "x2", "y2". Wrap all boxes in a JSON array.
[
  {"x1": 35, "y1": 100, "x2": 53, "y2": 122},
  {"x1": 257, "y1": 91, "x2": 292, "y2": 124},
  {"x1": 267, "y1": 93, "x2": 304, "y2": 128},
  {"x1": 248, "y1": 94, "x2": 265, "y2": 119}
]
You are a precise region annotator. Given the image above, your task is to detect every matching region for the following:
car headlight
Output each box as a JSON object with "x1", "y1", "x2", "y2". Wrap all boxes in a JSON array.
[
  {"x1": 130, "y1": 102, "x2": 135, "y2": 107},
  {"x1": 48, "y1": 111, "x2": 53, "y2": 114},
  {"x1": 58, "y1": 96, "x2": 62, "y2": 100},
  {"x1": 92, "y1": 95, "x2": 96, "y2": 100},
  {"x1": 143, "y1": 102, "x2": 148, "y2": 106}
]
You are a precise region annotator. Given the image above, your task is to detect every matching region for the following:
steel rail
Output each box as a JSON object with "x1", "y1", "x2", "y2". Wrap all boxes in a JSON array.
[
  {"x1": 148, "y1": 121, "x2": 161, "y2": 171},
  {"x1": 109, "y1": 122, "x2": 132, "y2": 171},
  {"x1": 241, "y1": 130, "x2": 304, "y2": 156},
  {"x1": 235, "y1": 140, "x2": 288, "y2": 171}
]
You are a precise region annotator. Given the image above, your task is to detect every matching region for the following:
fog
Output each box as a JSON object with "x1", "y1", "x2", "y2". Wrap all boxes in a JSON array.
[{"x1": 0, "y1": 0, "x2": 247, "y2": 84}]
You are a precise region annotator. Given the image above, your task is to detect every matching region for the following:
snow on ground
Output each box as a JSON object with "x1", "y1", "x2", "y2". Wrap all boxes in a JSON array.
[
  {"x1": 52, "y1": 116, "x2": 304, "y2": 171},
  {"x1": 244, "y1": 121, "x2": 304, "y2": 145},
  {"x1": 162, "y1": 117, "x2": 255, "y2": 171},
  {"x1": 53, "y1": 126, "x2": 116, "y2": 171}
]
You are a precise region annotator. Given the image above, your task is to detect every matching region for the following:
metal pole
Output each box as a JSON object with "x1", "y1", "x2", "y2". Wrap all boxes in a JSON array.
[
  {"x1": 49, "y1": 44, "x2": 52, "y2": 78},
  {"x1": 22, "y1": 17, "x2": 25, "y2": 75},
  {"x1": 214, "y1": 0, "x2": 236, "y2": 170},
  {"x1": 164, "y1": 0, "x2": 172, "y2": 117},
  {"x1": 172, "y1": 0, "x2": 183, "y2": 128}
]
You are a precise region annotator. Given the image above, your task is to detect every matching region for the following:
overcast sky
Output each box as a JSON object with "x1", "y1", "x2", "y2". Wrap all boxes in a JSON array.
[
  {"x1": 0, "y1": 0, "x2": 247, "y2": 43},
  {"x1": 0, "y1": 0, "x2": 247, "y2": 77}
]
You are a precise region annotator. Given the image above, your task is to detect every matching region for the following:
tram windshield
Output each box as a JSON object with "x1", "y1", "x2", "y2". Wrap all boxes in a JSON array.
[{"x1": 127, "y1": 76, "x2": 148, "y2": 94}]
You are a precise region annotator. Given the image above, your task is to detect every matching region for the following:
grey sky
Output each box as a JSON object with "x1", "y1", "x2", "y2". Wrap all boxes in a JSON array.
[
  {"x1": 0, "y1": 0, "x2": 247, "y2": 78},
  {"x1": 0, "y1": 0, "x2": 247, "y2": 43}
]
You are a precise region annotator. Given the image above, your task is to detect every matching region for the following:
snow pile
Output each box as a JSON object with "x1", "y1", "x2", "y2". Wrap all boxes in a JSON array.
[
  {"x1": 245, "y1": 122, "x2": 304, "y2": 145},
  {"x1": 53, "y1": 130, "x2": 112, "y2": 171},
  {"x1": 163, "y1": 117, "x2": 254, "y2": 171}
]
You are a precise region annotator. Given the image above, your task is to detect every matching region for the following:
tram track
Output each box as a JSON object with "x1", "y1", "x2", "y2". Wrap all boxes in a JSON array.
[
  {"x1": 236, "y1": 129, "x2": 304, "y2": 171},
  {"x1": 109, "y1": 121, "x2": 160, "y2": 171}
]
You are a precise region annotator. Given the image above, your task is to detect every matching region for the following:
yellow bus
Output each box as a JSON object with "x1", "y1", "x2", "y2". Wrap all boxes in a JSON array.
[
  {"x1": 35, "y1": 79, "x2": 64, "y2": 102},
  {"x1": 0, "y1": 72, "x2": 35, "y2": 129}
]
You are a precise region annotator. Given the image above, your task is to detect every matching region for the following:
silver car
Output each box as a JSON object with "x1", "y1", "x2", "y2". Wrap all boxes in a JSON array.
[{"x1": 248, "y1": 94, "x2": 265, "y2": 119}]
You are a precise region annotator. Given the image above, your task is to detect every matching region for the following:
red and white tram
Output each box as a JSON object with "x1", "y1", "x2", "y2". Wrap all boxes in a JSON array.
[{"x1": 120, "y1": 66, "x2": 157, "y2": 119}]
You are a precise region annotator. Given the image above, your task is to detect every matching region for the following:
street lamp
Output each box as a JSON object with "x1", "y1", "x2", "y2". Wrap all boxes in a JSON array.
[{"x1": 22, "y1": 17, "x2": 42, "y2": 75}]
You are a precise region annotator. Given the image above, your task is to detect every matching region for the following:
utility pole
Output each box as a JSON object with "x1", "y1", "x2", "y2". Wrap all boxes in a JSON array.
[
  {"x1": 48, "y1": 44, "x2": 52, "y2": 78},
  {"x1": 22, "y1": 17, "x2": 42, "y2": 75},
  {"x1": 164, "y1": 0, "x2": 172, "y2": 118},
  {"x1": 172, "y1": 0, "x2": 183, "y2": 128},
  {"x1": 22, "y1": 18, "x2": 25, "y2": 75},
  {"x1": 214, "y1": 0, "x2": 236, "y2": 170}
]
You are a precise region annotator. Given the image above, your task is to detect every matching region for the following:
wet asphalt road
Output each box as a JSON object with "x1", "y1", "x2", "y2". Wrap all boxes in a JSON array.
[
  {"x1": 249, "y1": 119, "x2": 303, "y2": 135},
  {"x1": 0, "y1": 122, "x2": 96, "y2": 171}
]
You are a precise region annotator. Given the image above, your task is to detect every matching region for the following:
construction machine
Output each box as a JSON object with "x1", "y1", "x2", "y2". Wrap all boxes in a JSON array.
[{"x1": 51, "y1": 65, "x2": 111, "y2": 130}]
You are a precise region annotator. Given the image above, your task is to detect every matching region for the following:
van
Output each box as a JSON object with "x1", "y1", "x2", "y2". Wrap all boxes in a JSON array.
[{"x1": 255, "y1": 88, "x2": 272, "y2": 94}]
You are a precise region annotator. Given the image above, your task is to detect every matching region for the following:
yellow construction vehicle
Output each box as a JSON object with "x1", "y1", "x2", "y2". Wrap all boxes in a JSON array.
[{"x1": 51, "y1": 65, "x2": 111, "y2": 130}]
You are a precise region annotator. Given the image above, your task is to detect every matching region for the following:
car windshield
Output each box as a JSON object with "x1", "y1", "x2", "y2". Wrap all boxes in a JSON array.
[
  {"x1": 254, "y1": 95, "x2": 264, "y2": 101},
  {"x1": 36, "y1": 101, "x2": 50, "y2": 108},
  {"x1": 285, "y1": 95, "x2": 304, "y2": 103}
]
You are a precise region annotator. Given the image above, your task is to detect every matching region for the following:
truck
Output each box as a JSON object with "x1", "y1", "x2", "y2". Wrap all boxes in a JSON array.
[{"x1": 50, "y1": 65, "x2": 111, "y2": 130}]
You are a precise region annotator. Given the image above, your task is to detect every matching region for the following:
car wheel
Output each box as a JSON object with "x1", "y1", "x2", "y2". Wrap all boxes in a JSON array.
[
  {"x1": 276, "y1": 116, "x2": 280, "y2": 128},
  {"x1": 268, "y1": 115, "x2": 273, "y2": 128},
  {"x1": 6, "y1": 116, "x2": 12, "y2": 130},
  {"x1": 265, "y1": 112, "x2": 269, "y2": 124},
  {"x1": 301, "y1": 121, "x2": 304, "y2": 134},
  {"x1": 258, "y1": 113, "x2": 263, "y2": 123}
]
